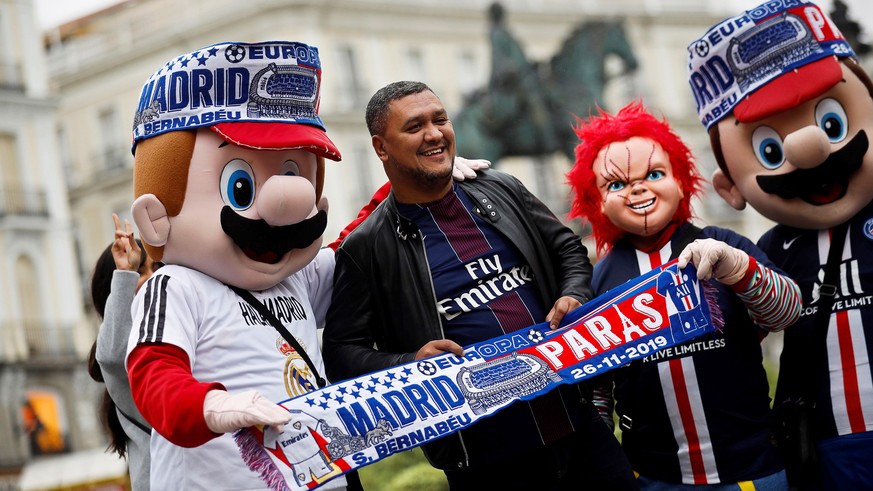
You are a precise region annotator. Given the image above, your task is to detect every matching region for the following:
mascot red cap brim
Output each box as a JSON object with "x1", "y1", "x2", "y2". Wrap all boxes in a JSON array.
[
  {"x1": 210, "y1": 121, "x2": 342, "y2": 161},
  {"x1": 733, "y1": 56, "x2": 844, "y2": 124}
]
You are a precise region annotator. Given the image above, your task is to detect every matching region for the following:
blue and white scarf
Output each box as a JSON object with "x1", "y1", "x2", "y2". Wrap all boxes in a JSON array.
[{"x1": 236, "y1": 260, "x2": 722, "y2": 490}]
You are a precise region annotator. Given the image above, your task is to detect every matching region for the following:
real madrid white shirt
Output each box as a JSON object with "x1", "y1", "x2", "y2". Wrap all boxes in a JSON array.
[{"x1": 126, "y1": 248, "x2": 346, "y2": 490}]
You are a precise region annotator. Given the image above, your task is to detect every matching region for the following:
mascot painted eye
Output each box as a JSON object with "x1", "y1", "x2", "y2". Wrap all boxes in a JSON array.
[
  {"x1": 751, "y1": 126, "x2": 785, "y2": 169},
  {"x1": 220, "y1": 159, "x2": 255, "y2": 210},
  {"x1": 815, "y1": 98, "x2": 848, "y2": 143},
  {"x1": 281, "y1": 160, "x2": 300, "y2": 177}
]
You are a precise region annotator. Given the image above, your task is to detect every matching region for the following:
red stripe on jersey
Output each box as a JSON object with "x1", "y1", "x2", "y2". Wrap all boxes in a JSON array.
[
  {"x1": 836, "y1": 310, "x2": 868, "y2": 433},
  {"x1": 669, "y1": 358, "x2": 708, "y2": 484},
  {"x1": 430, "y1": 193, "x2": 490, "y2": 261},
  {"x1": 648, "y1": 250, "x2": 662, "y2": 271}
]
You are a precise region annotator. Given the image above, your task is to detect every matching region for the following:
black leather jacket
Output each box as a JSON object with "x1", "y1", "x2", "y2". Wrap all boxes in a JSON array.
[{"x1": 323, "y1": 169, "x2": 594, "y2": 468}]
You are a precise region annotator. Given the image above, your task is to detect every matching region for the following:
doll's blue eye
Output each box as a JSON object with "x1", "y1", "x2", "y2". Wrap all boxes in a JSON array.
[
  {"x1": 647, "y1": 170, "x2": 665, "y2": 181},
  {"x1": 751, "y1": 126, "x2": 785, "y2": 169},
  {"x1": 607, "y1": 181, "x2": 626, "y2": 192},
  {"x1": 815, "y1": 98, "x2": 848, "y2": 143},
  {"x1": 220, "y1": 159, "x2": 255, "y2": 210}
]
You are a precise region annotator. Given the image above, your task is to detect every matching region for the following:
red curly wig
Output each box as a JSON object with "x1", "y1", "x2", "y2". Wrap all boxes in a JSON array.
[{"x1": 566, "y1": 101, "x2": 704, "y2": 254}]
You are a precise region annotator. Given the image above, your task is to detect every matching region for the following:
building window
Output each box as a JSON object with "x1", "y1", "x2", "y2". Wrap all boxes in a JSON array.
[
  {"x1": 0, "y1": 133, "x2": 47, "y2": 217},
  {"x1": 405, "y1": 48, "x2": 427, "y2": 81},
  {"x1": 335, "y1": 45, "x2": 364, "y2": 111},
  {"x1": 458, "y1": 50, "x2": 480, "y2": 96},
  {"x1": 350, "y1": 144, "x2": 375, "y2": 206},
  {"x1": 96, "y1": 106, "x2": 127, "y2": 171},
  {"x1": 0, "y1": 6, "x2": 23, "y2": 89},
  {"x1": 57, "y1": 125, "x2": 76, "y2": 187},
  {"x1": 16, "y1": 255, "x2": 42, "y2": 355},
  {"x1": 0, "y1": 132, "x2": 20, "y2": 186}
]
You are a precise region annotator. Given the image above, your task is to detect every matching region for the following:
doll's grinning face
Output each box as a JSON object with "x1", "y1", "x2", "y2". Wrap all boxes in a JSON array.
[{"x1": 594, "y1": 136, "x2": 684, "y2": 243}]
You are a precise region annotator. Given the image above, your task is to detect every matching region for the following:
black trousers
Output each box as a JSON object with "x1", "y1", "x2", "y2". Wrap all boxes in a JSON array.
[{"x1": 444, "y1": 404, "x2": 637, "y2": 490}]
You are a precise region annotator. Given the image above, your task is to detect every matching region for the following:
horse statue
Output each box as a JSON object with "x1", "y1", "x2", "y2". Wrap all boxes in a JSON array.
[{"x1": 454, "y1": 4, "x2": 638, "y2": 163}]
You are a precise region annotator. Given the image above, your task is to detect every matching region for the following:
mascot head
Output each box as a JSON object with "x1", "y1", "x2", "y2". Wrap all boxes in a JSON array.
[
  {"x1": 567, "y1": 101, "x2": 704, "y2": 254},
  {"x1": 688, "y1": 0, "x2": 873, "y2": 230},
  {"x1": 130, "y1": 41, "x2": 341, "y2": 290}
]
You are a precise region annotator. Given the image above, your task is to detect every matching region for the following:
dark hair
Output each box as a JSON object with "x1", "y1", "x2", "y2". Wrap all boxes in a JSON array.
[
  {"x1": 365, "y1": 81, "x2": 433, "y2": 136},
  {"x1": 87, "y1": 237, "x2": 146, "y2": 458},
  {"x1": 88, "y1": 341, "x2": 128, "y2": 458},
  {"x1": 90, "y1": 239, "x2": 145, "y2": 318}
]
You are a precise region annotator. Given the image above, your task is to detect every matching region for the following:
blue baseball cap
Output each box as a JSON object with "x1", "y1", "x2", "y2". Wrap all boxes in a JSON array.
[
  {"x1": 687, "y1": 1, "x2": 854, "y2": 129},
  {"x1": 131, "y1": 41, "x2": 341, "y2": 160}
]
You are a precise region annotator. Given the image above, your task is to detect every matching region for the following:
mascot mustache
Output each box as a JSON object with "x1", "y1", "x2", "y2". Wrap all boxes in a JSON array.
[
  {"x1": 756, "y1": 130, "x2": 867, "y2": 204},
  {"x1": 221, "y1": 206, "x2": 327, "y2": 264}
]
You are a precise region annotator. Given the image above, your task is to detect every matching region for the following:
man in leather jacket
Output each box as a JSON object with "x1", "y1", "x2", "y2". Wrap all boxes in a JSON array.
[{"x1": 323, "y1": 81, "x2": 635, "y2": 490}]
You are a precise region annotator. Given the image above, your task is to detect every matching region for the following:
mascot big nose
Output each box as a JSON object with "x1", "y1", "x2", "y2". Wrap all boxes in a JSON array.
[
  {"x1": 784, "y1": 126, "x2": 832, "y2": 169},
  {"x1": 257, "y1": 175, "x2": 321, "y2": 227}
]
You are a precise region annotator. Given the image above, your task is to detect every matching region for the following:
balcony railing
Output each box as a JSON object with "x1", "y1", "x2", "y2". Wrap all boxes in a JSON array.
[
  {"x1": 0, "y1": 188, "x2": 49, "y2": 218},
  {"x1": 21, "y1": 320, "x2": 77, "y2": 360},
  {"x1": 0, "y1": 62, "x2": 24, "y2": 90},
  {"x1": 94, "y1": 145, "x2": 133, "y2": 173}
]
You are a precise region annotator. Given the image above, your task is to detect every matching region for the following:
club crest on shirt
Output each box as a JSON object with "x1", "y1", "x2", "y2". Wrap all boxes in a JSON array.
[
  {"x1": 278, "y1": 337, "x2": 317, "y2": 397},
  {"x1": 864, "y1": 217, "x2": 873, "y2": 241}
]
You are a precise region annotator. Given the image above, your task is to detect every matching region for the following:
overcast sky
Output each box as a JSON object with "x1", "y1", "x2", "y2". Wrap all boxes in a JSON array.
[{"x1": 33, "y1": 0, "x2": 873, "y2": 37}]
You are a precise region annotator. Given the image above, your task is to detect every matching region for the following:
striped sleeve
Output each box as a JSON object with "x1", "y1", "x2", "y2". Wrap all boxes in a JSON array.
[
  {"x1": 733, "y1": 259, "x2": 802, "y2": 332},
  {"x1": 137, "y1": 274, "x2": 171, "y2": 343},
  {"x1": 591, "y1": 376, "x2": 615, "y2": 431}
]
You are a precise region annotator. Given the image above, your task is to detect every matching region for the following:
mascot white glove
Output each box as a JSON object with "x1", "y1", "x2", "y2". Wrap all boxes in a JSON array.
[
  {"x1": 678, "y1": 238, "x2": 750, "y2": 286},
  {"x1": 203, "y1": 390, "x2": 291, "y2": 434},
  {"x1": 452, "y1": 156, "x2": 491, "y2": 180}
]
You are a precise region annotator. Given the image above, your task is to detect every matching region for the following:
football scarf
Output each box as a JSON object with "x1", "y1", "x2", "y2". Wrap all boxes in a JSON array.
[{"x1": 236, "y1": 260, "x2": 722, "y2": 490}]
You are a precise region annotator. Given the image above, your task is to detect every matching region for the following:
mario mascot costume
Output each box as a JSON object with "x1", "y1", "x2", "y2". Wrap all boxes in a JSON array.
[
  {"x1": 688, "y1": 1, "x2": 873, "y2": 488},
  {"x1": 124, "y1": 42, "x2": 357, "y2": 490}
]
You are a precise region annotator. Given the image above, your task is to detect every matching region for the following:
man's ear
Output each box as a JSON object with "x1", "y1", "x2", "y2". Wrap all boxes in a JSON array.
[
  {"x1": 132, "y1": 194, "x2": 171, "y2": 247},
  {"x1": 372, "y1": 135, "x2": 388, "y2": 163},
  {"x1": 711, "y1": 169, "x2": 747, "y2": 210}
]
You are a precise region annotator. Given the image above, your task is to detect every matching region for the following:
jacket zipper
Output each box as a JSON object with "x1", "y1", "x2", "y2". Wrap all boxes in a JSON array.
[{"x1": 415, "y1": 228, "x2": 470, "y2": 468}]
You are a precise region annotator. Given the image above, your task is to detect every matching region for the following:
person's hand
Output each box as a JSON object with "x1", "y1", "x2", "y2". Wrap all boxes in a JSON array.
[
  {"x1": 452, "y1": 156, "x2": 491, "y2": 181},
  {"x1": 415, "y1": 339, "x2": 464, "y2": 360},
  {"x1": 203, "y1": 390, "x2": 291, "y2": 434},
  {"x1": 677, "y1": 238, "x2": 750, "y2": 286},
  {"x1": 111, "y1": 213, "x2": 142, "y2": 272},
  {"x1": 546, "y1": 296, "x2": 583, "y2": 330}
]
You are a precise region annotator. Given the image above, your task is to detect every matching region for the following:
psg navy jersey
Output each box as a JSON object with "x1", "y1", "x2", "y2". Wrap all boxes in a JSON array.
[
  {"x1": 758, "y1": 200, "x2": 873, "y2": 440},
  {"x1": 396, "y1": 184, "x2": 583, "y2": 466},
  {"x1": 594, "y1": 224, "x2": 784, "y2": 484}
]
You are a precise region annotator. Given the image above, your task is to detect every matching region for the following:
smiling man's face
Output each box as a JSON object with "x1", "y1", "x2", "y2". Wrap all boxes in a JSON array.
[
  {"x1": 714, "y1": 62, "x2": 873, "y2": 230},
  {"x1": 372, "y1": 89, "x2": 455, "y2": 203}
]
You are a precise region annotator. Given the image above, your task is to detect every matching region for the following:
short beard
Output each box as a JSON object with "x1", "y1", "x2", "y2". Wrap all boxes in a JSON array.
[{"x1": 386, "y1": 154, "x2": 453, "y2": 192}]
